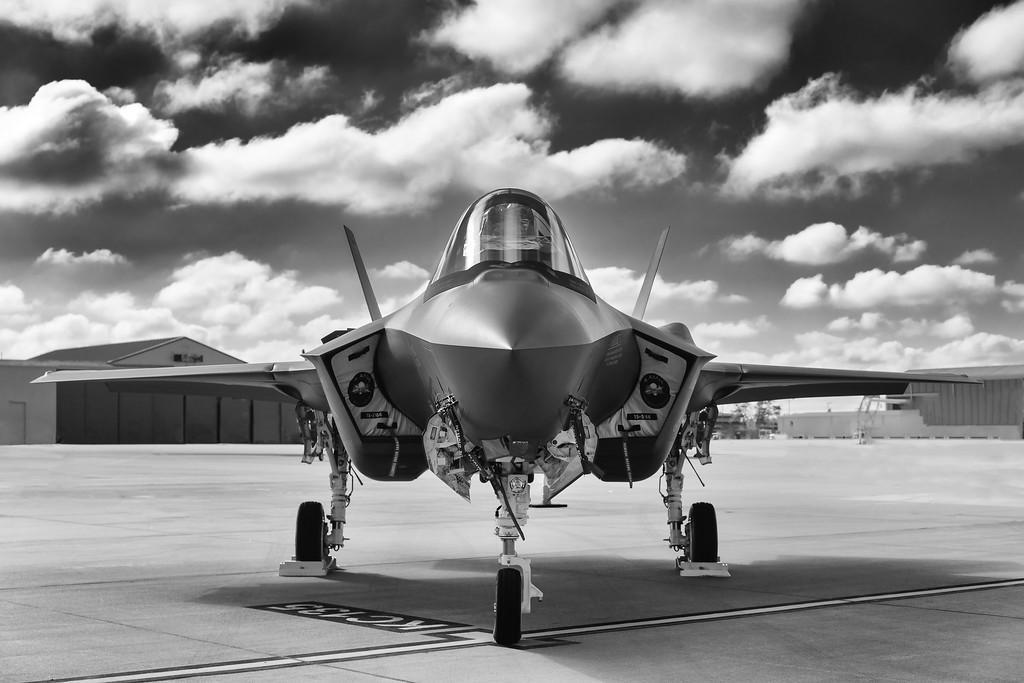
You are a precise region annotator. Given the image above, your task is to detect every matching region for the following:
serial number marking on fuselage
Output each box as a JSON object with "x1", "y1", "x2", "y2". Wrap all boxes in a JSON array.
[{"x1": 251, "y1": 602, "x2": 472, "y2": 635}]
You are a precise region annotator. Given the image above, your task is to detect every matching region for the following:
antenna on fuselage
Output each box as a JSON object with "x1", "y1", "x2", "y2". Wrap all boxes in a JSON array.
[
  {"x1": 631, "y1": 227, "x2": 670, "y2": 321},
  {"x1": 344, "y1": 225, "x2": 382, "y2": 321}
]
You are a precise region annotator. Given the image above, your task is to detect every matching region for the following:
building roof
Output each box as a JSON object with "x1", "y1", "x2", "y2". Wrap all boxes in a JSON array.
[
  {"x1": 911, "y1": 365, "x2": 1024, "y2": 381},
  {"x1": 30, "y1": 337, "x2": 181, "y2": 363},
  {"x1": 28, "y1": 337, "x2": 242, "y2": 365}
]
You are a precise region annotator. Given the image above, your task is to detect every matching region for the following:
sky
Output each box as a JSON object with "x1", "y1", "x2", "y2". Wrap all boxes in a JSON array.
[{"x1": 1, "y1": 0, "x2": 1023, "y2": 412}]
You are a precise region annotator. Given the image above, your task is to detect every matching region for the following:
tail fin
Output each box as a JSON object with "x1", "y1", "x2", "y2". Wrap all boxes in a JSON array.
[
  {"x1": 344, "y1": 225, "x2": 382, "y2": 321},
  {"x1": 631, "y1": 227, "x2": 670, "y2": 320}
]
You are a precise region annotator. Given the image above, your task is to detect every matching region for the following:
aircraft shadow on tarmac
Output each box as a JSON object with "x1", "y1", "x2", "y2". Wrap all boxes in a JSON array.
[{"x1": 197, "y1": 553, "x2": 1024, "y2": 633}]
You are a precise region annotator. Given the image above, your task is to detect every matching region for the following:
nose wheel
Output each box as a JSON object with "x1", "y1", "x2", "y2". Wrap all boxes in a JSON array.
[
  {"x1": 493, "y1": 567, "x2": 522, "y2": 645},
  {"x1": 491, "y1": 468, "x2": 543, "y2": 646}
]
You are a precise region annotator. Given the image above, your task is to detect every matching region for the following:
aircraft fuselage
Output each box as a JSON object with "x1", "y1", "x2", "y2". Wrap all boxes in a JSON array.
[{"x1": 380, "y1": 265, "x2": 640, "y2": 449}]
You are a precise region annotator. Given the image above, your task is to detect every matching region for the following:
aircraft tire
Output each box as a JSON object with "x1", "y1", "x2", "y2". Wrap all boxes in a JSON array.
[
  {"x1": 295, "y1": 500, "x2": 326, "y2": 562},
  {"x1": 687, "y1": 502, "x2": 718, "y2": 562},
  {"x1": 493, "y1": 567, "x2": 522, "y2": 646}
]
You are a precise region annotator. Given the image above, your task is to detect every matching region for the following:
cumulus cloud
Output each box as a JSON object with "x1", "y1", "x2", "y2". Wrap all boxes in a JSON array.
[
  {"x1": 1, "y1": 290, "x2": 207, "y2": 360},
  {"x1": 373, "y1": 261, "x2": 431, "y2": 280},
  {"x1": 827, "y1": 312, "x2": 973, "y2": 339},
  {"x1": 1004, "y1": 281, "x2": 1024, "y2": 312},
  {"x1": 768, "y1": 330, "x2": 1024, "y2": 371},
  {"x1": 952, "y1": 248, "x2": 997, "y2": 266},
  {"x1": 721, "y1": 222, "x2": 926, "y2": 265},
  {"x1": 155, "y1": 252, "x2": 339, "y2": 339},
  {"x1": 400, "y1": 75, "x2": 473, "y2": 111},
  {"x1": 36, "y1": 248, "x2": 127, "y2": 266},
  {"x1": 723, "y1": 74, "x2": 1024, "y2": 198},
  {"x1": 0, "y1": 283, "x2": 36, "y2": 325},
  {"x1": 1, "y1": 80, "x2": 684, "y2": 215},
  {"x1": 948, "y1": 0, "x2": 1024, "y2": 84},
  {"x1": 425, "y1": 0, "x2": 617, "y2": 74},
  {"x1": 826, "y1": 312, "x2": 886, "y2": 333},
  {"x1": 0, "y1": 80, "x2": 180, "y2": 212},
  {"x1": 559, "y1": 0, "x2": 806, "y2": 97},
  {"x1": 587, "y1": 265, "x2": 741, "y2": 318},
  {"x1": 896, "y1": 313, "x2": 975, "y2": 339},
  {"x1": 780, "y1": 274, "x2": 827, "y2": 308},
  {"x1": 154, "y1": 59, "x2": 331, "y2": 115},
  {"x1": 693, "y1": 316, "x2": 771, "y2": 339},
  {"x1": 176, "y1": 83, "x2": 687, "y2": 213},
  {"x1": 0, "y1": 252, "x2": 355, "y2": 360},
  {"x1": 1, "y1": 0, "x2": 308, "y2": 43},
  {"x1": 782, "y1": 265, "x2": 999, "y2": 309}
]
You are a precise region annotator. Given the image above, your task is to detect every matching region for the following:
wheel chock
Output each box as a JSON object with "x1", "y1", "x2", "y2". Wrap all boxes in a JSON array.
[
  {"x1": 676, "y1": 558, "x2": 730, "y2": 577},
  {"x1": 279, "y1": 555, "x2": 337, "y2": 577}
]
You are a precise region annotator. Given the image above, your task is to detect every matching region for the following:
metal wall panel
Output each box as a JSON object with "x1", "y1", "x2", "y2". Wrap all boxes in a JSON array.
[
  {"x1": 219, "y1": 398, "x2": 251, "y2": 443},
  {"x1": 280, "y1": 403, "x2": 301, "y2": 444},
  {"x1": 152, "y1": 395, "x2": 185, "y2": 443},
  {"x1": 118, "y1": 393, "x2": 153, "y2": 444},
  {"x1": 56, "y1": 383, "x2": 86, "y2": 443},
  {"x1": 184, "y1": 396, "x2": 218, "y2": 443},
  {"x1": 84, "y1": 383, "x2": 119, "y2": 444},
  {"x1": 911, "y1": 379, "x2": 1024, "y2": 427},
  {"x1": 252, "y1": 400, "x2": 282, "y2": 443}
]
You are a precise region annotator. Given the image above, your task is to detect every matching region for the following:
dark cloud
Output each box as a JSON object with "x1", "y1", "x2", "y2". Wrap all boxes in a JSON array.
[
  {"x1": 227, "y1": 0, "x2": 456, "y2": 98},
  {"x1": 0, "y1": 21, "x2": 167, "y2": 106},
  {"x1": 0, "y1": 81, "x2": 183, "y2": 211},
  {"x1": 781, "y1": 0, "x2": 1010, "y2": 94},
  {"x1": 538, "y1": 0, "x2": 1015, "y2": 186}
]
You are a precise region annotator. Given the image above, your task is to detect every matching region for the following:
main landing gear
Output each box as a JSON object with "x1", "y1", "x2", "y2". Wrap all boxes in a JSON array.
[
  {"x1": 281, "y1": 407, "x2": 350, "y2": 577},
  {"x1": 663, "y1": 410, "x2": 730, "y2": 577}
]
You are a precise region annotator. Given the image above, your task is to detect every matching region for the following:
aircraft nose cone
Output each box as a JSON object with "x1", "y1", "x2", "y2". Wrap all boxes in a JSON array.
[
  {"x1": 428, "y1": 272, "x2": 603, "y2": 441},
  {"x1": 434, "y1": 270, "x2": 593, "y2": 351}
]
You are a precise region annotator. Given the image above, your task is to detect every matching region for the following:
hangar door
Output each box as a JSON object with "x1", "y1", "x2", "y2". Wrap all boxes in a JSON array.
[{"x1": 55, "y1": 383, "x2": 299, "y2": 444}]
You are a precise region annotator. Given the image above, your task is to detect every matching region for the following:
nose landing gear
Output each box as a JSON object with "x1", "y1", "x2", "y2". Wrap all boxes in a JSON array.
[{"x1": 493, "y1": 469, "x2": 543, "y2": 646}]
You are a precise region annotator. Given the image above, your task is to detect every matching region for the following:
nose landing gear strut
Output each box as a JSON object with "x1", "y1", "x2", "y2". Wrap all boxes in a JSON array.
[{"x1": 493, "y1": 467, "x2": 543, "y2": 646}]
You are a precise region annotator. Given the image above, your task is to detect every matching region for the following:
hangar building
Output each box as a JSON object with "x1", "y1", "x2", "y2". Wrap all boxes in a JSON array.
[
  {"x1": 781, "y1": 365, "x2": 1024, "y2": 440},
  {"x1": 0, "y1": 337, "x2": 299, "y2": 445}
]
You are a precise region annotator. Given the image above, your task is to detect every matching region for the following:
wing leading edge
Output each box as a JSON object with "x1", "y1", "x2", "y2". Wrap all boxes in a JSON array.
[
  {"x1": 690, "y1": 361, "x2": 980, "y2": 409},
  {"x1": 32, "y1": 360, "x2": 328, "y2": 411}
]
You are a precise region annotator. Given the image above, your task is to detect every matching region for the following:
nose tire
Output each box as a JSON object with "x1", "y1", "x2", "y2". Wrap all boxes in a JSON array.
[{"x1": 493, "y1": 567, "x2": 523, "y2": 646}]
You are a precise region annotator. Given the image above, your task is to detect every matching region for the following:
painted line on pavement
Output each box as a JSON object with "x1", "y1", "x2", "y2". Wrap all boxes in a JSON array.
[
  {"x1": 525, "y1": 577, "x2": 1024, "y2": 640},
  {"x1": 45, "y1": 630, "x2": 495, "y2": 683},
  {"x1": 43, "y1": 578, "x2": 1024, "y2": 683}
]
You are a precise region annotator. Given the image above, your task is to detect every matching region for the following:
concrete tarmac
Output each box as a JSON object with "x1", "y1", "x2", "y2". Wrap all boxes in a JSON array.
[{"x1": 2, "y1": 439, "x2": 1023, "y2": 682}]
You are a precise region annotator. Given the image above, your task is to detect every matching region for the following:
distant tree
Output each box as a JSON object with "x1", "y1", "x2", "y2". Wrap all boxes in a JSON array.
[
  {"x1": 731, "y1": 403, "x2": 754, "y2": 438},
  {"x1": 755, "y1": 401, "x2": 782, "y2": 432}
]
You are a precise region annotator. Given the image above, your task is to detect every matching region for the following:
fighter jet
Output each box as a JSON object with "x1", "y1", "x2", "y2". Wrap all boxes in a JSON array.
[{"x1": 35, "y1": 188, "x2": 978, "y2": 645}]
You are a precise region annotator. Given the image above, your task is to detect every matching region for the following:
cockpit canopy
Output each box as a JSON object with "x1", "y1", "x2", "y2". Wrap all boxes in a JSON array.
[{"x1": 430, "y1": 189, "x2": 589, "y2": 291}]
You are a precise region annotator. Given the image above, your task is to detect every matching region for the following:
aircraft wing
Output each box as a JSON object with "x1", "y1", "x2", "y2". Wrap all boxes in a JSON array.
[
  {"x1": 32, "y1": 360, "x2": 328, "y2": 411},
  {"x1": 689, "y1": 361, "x2": 980, "y2": 409}
]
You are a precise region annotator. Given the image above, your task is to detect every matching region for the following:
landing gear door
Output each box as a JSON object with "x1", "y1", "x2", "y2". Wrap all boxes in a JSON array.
[
  {"x1": 329, "y1": 332, "x2": 420, "y2": 438},
  {"x1": 596, "y1": 335, "x2": 689, "y2": 440}
]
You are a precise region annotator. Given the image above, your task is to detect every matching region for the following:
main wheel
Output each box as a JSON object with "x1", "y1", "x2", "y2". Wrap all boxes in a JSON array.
[
  {"x1": 295, "y1": 500, "x2": 327, "y2": 562},
  {"x1": 492, "y1": 567, "x2": 522, "y2": 646},
  {"x1": 687, "y1": 501, "x2": 718, "y2": 563}
]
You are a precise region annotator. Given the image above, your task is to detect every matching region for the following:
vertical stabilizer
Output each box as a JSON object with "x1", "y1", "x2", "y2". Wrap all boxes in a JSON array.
[
  {"x1": 344, "y1": 225, "x2": 382, "y2": 321},
  {"x1": 632, "y1": 228, "x2": 670, "y2": 320}
]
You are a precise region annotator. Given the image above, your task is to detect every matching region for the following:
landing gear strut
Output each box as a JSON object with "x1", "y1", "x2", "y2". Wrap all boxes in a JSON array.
[
  {"x1": 281, "y1": 406, "x2": 350, "y2": 577},
  {"x1": 663, "y1": 416, "x2": 730, "y2": 577},
  {"x1": 492, "y1": 465, "x2": 543, "y2": 646}
]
